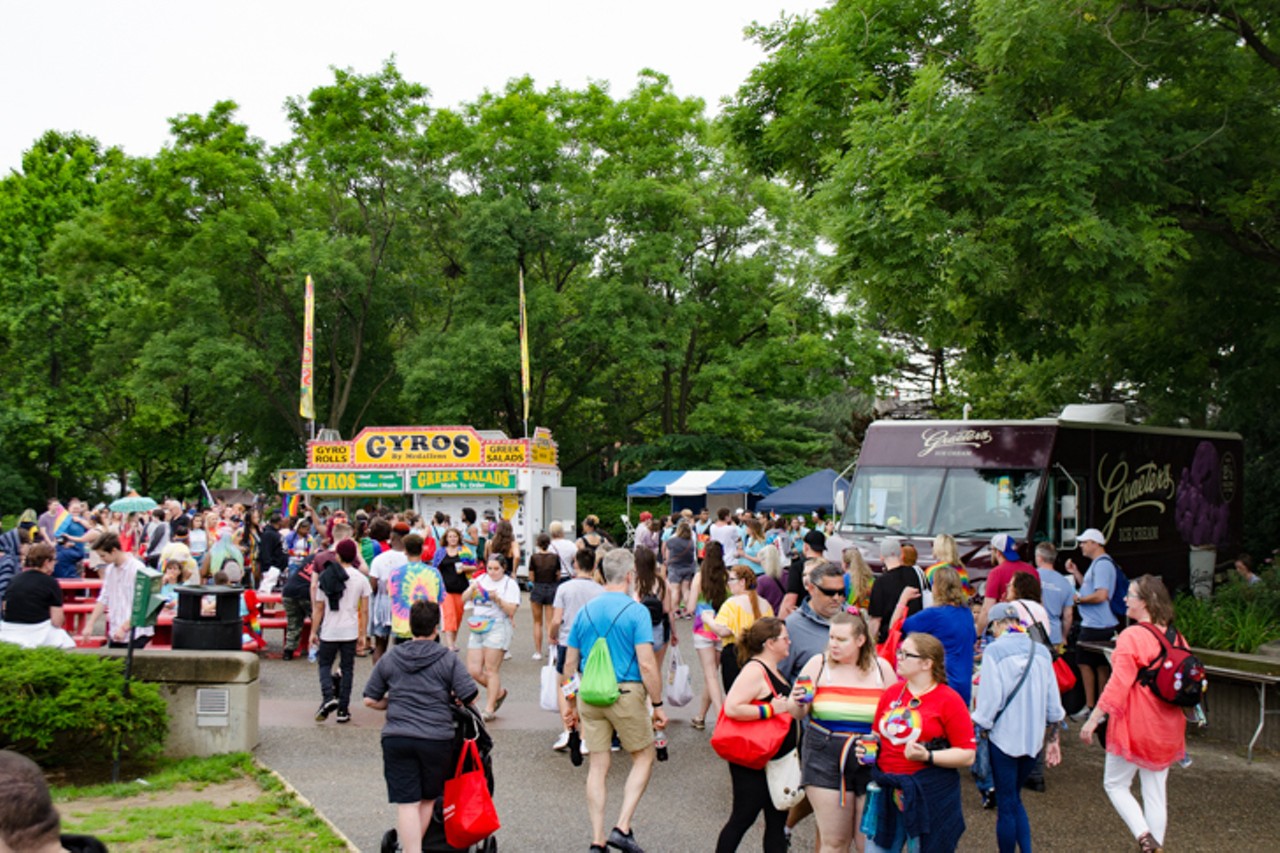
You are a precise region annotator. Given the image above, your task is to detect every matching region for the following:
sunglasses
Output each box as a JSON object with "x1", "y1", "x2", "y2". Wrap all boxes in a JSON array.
[{"x1": 814, "y1": 586, "x2": 845, "y2": 598}]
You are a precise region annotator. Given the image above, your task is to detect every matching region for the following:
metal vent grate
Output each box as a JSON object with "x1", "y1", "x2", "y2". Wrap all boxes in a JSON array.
[{"x1": 196, "y1": 688, "x2": 230, "y2": 716}]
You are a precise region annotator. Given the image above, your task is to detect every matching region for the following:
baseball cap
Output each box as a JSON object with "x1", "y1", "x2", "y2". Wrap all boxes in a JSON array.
[
  {"x1": 1078, "y1": 528, "x2": 1106, "y2": 545},
  {"x1": 988, "y1": 602, "x2": 1021, "y2": 622},
  {"x1": 991, "y1": 533, "x2": 1020, "y2": 561},
  {"x1": 803, "y1": 530, "x2": 826, "y2": 553}
]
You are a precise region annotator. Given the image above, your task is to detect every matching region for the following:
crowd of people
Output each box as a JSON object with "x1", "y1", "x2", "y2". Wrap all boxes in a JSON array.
[{"x1": 0, "y1": 498, "x2": 1211, "y2": 853}]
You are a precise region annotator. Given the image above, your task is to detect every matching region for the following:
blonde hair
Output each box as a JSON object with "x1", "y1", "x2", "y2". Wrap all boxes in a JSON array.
[
  {"x1": 829, "y1": 611, "x2": 878, "y2": 673},
  {"x1": 932, "y1": 566, "x2": 968, "y2": 607},
  {"x1": 844, "y1": 548, "x2": 874, "y2": 606},
  {"x1": 760, "y1": 544, "x2": 782, "y2": 580},
  {"x1": 932, "y1": 533, "x2": 960, "y2": 567}
]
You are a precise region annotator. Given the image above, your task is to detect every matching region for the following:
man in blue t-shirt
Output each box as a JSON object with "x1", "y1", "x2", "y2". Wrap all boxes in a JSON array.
[
  {"x1": 1066, "y1": 528, "x2": 1118, "y2": 720},
  {"x1": 562, "y1": 549, "x2": 667, "y2": 853}
]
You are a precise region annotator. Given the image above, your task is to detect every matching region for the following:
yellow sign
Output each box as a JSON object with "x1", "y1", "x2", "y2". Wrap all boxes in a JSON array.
[
  {"x1": 311, "y1": 443, "x2": 351, "y2": 466},
  {"x1": 279, "y1": 471, "x2": 301, "y2": 493},
  {"x1": 484, "y1": 442, "x2": 527, "y2": 465},
  {"x1": 410, "y1": 469, "x2": 517, "y2": 492},
  {"x1": 351, "y1": 427, "x2": 483, "y2": 467},
  {"x1": 531, "y1": 436, "x2": 557, "y2": 466},
  {"x1": 500, "y1": 493, "x2": 520, "y2": 520}
]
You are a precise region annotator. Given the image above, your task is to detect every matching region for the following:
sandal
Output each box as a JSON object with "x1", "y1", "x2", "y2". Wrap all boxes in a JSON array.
[
  {"x1": 494, "y1": 688, "x2": 509, "y2": 713},
  {"x1": 1137, "y1": 832, "x2": 1163, "y2": 853},
  {"x1": 690, "y1": 717, "x2": 706, "y2": 730}
]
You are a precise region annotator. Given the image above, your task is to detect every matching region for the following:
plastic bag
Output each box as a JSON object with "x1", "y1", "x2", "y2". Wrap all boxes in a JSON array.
[
  {"x1": 540, "y1": 658, "x2": 560, "y2": 711},
  {"x1": 665, "y1": 645, "x2": 694, "y2": 707}
]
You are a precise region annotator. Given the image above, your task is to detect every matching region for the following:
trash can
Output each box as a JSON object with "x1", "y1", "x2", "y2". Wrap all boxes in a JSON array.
[{"x1": 172, "y1": 585, "x2": 243, "y2": 651}]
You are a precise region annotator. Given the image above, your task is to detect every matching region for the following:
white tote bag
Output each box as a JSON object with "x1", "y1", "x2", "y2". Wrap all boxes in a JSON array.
[
  {"x1": 539, "y1": 658, "x2": 560, "y2": 711},
  {"x1": 665, "y1": 645, "x2": 694, "y2": 707},
  {"x1": 765, "y1": 748, "x2": 805, "y2": 810}
]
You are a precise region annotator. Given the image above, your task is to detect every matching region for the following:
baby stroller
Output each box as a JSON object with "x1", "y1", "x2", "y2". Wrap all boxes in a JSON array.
[{"x1": 381, "y1": 702, "x2": 497, "y2": 853}]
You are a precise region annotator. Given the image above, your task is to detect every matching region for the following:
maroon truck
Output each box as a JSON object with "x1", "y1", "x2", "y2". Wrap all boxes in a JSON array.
[{"x1": 835, "y1": 411, "x2": 1243, "y2": 594}]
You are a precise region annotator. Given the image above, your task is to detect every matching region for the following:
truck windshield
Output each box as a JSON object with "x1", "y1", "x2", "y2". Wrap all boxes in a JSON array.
[{"x1": 840, "y1": 466, "x2": 1042, "y2": 538}]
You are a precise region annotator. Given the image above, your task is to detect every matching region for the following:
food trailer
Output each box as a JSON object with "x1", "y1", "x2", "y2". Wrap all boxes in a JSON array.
[
  {"x1": 835, "y1": 407, "x2": 1243, "y2": 595},
  {"x1": 277, "y1": 426, "x2": 576, "y2": 552}
]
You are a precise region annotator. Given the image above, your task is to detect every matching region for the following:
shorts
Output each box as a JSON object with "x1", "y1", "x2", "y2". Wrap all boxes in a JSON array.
[
  {"x1": 382, "y1": 736, "x2": 454, "y2": 804},
  {"x1": 668, "y1": 562, "x2": 697, "y2": 585},
  {"x1": 530, "y1": 581, "x2": 558, "y2": 606},
  {"x1": 440, "y1": 593, "x2": 463, "y2": 634},
  {"x1": 555, "y1": 644, "x2": 567, "y2": 675},
  {"x1": 652, "y1": 620, "x2": 668, "y2": 652},
  {"x1": 693, "y1": 631, "x2": 721, "y2": 651},
  {"x1": 800, "y1": 722, "x2": 871, "y2": 796},
  {"x1": 1077, "y1": 626, "x2": 1117, "y2": 668},
  {"x1": 468, "y1": 618, "x2": 512, "y2": 651},
  {"x1": 579, "y1": 682, "x2": 654, "y2": 754},
  {"x1": 371, "y1": 623, "x2": 391, "y2": 638}
]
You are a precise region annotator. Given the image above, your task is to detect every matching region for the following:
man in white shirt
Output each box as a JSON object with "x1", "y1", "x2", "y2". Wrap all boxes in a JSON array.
[
  {"x1": 80, "y1": 533, "x2": 155, "y2": 648},
  {"x1": 710, "y1": 508, "x2": 740, "y2": 567},
  {"x1": 314, "y1": 539, "x2": 371, "y2": 724}
]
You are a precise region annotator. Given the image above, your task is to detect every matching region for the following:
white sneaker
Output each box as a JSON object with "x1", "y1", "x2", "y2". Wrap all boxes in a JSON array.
[
  {"x1": 552, "y1": 730, "x2": 571, "y2": 751},
  {"x1": 1070, "y1": 706, "x2": 1092, "y2": 722},
  {"x1": 532, "y1": 652, "x2": 544, "y2": 661},
  {"x1": 504, "y1": 650, "x2": 512, "y2": 661}
]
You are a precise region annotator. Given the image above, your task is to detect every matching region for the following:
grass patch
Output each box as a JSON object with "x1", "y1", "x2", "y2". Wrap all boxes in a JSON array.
[{"x1": 53, "y1": 753, "x2": 349, "y2": 851}]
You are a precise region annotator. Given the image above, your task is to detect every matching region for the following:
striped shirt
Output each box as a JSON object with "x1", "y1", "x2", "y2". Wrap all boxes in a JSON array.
[{"x1": 811, "y1": 683, "x2": 884, "y2": 734}]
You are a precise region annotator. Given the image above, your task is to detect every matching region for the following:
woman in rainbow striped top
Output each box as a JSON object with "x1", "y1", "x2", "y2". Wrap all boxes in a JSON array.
[{"x1": 791, "y1": 611, "x2": 898, "y2": 853}]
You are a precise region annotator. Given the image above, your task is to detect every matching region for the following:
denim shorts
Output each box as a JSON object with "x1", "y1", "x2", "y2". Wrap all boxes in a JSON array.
[
  {"x1": 467, "y1": 618, "x2": 512, "y2": 650},
  {"x1": 530, "y1": 581, "x2": 559, "y2": 605},
  {"x1": 801, "y1": 722, "x2": 871, "y2": 796}
]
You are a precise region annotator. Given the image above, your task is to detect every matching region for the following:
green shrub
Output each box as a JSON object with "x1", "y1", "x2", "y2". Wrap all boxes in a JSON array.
[
  {"x1": 0, "y1": 645, "x2": 168, "y2": 767},
  {"x1": 1175, "y1": 578, "x2": 1280, "y2": 654}
]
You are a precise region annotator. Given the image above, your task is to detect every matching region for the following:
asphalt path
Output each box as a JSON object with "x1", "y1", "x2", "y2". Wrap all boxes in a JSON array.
[{"x1": 255, "y1": 598, "x2": 1280, "y2": 852}]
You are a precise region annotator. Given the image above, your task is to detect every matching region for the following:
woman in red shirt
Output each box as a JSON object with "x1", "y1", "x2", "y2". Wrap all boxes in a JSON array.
[
  {"x1": 1080, "y1": 575, "x2": 1187, "y2": 853},
  {"x1": 863, "y1": 632, "x2": 976, "y2": 853}
]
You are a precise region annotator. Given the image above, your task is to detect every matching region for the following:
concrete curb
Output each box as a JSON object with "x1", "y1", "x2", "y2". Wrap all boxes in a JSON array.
[{"x1": 257, "y1": 761, "x2": 361, "y2": 852}]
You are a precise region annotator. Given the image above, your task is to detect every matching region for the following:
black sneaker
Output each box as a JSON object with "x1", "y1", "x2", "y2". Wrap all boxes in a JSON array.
[
  {"x1": 980, "y1": 789, "x2": 996, "y2": 810},
  {"x1": 336, "y1": 709, "x2": 351, "y2": 724},
  {"x1": 315, "y1": 698, "x2": 339, "y2": 722},
  {"x1": 607, "y1": 827, "x2": 644, "y2": 853},
  {"x1": 1023, "y1": 777, "x2": 1046, "y2": 793},
  {"x1": 282, "y1": 649, "x2": 294, "y2": 661}
]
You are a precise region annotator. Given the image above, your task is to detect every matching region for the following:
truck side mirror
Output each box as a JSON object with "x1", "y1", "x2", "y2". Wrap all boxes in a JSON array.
[
  {"x1": 834, "y1": 489, "x2": 846, "y2": 516},
  {"x1": 1059, "y1": 495, "x2": 1078, "y2": 548}
]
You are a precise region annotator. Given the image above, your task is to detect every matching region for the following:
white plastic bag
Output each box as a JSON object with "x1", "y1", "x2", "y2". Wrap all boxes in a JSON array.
[
  {"x1": 540, "y1": 659, "x2": 560, "y2": 712},
  {"x1": 665, "y1": 645, "x2": 694, "y2": 707}
]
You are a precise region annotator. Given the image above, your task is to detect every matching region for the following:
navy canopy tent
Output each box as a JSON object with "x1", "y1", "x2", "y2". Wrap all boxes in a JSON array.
[{"x1": 754, "y1": 468, "x2": 849, "y2": 515}]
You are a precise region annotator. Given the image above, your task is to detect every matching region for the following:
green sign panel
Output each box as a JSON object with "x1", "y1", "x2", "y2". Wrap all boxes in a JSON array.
[
  {"x1": 282, "y1": 470, "x2": 405, "y2": 494},
  {"x1": 131, "y1": 565, "x2": 165, "y2": 629},
  {"x1": 409, "y1": 469, "x2": 517, "y2": 492}
]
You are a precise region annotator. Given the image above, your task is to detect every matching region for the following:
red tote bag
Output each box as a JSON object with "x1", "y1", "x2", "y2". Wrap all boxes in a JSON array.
[
  {"x1": 442, "y1": 739, "x2": 500, "y2": 847},
  {"x1": 710, "y1": 707, "x2": 792, "y2": 770}
]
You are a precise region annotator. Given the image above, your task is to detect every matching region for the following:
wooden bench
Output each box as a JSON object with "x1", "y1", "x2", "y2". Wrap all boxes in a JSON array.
[{"x1": 1079, "y1": 639, "x2": 1280, "y2": 761}]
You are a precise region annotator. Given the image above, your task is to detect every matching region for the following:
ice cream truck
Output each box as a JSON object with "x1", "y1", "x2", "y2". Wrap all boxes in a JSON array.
[
  {"x1": 834, "y1": 405, "x2": 1243, "y2": 595},
  {"x1": 278, "y1": 425, "x2": 576, "y2": 577}
]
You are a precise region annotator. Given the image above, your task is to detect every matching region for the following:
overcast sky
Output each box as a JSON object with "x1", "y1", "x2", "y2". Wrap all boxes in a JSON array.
[{"x1": 2, "y1": 0, "x2": 813, "y2": 174}]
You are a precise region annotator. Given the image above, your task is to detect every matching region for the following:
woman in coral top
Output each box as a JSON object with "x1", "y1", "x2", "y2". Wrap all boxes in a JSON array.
[{"x1": 1080, "y1": 575, "x2": 1187, "y2": 853}]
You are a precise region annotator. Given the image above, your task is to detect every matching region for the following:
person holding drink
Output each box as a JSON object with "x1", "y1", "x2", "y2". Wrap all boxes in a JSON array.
[
  {"x1": 790, "y1": 611, "x2": 897, "y2": 853},
  {"x1": 861, "y1": 633, "x2": 975, "y2": 853}
]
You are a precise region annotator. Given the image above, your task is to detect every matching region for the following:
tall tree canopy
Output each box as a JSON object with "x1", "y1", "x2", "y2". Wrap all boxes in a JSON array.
[
  {"x1": 0, "y1": 62, "x2": 884, "y2": 508},
  {"x1": 728, "y1": 0, "x2": 1280, "y2": 545}
]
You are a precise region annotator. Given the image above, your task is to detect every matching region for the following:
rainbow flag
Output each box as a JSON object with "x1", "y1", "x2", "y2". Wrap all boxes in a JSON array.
[{"x1": 284, "y1": 494, "x2": 302, "y2": 518}]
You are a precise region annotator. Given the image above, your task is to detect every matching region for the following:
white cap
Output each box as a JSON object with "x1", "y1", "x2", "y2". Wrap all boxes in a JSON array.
[{"x1": 1078, "y1": 528, "x2": 1106, "y2": 545}]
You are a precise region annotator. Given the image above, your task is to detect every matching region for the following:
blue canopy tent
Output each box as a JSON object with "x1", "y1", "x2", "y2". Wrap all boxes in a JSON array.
[
  {"x1": 626, "y1": 470, "x2": 776, "y2": 516},
  {"x1": 754, "y1": 468, "x2": 849, "y2": 516}
]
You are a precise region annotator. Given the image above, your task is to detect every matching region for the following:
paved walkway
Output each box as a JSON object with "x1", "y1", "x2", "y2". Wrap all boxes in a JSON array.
[{"x1": 255, "y1": 606, "x2": 1280, "y2": 852}]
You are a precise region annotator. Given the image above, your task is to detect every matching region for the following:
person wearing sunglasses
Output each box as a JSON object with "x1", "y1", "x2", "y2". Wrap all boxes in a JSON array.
[
  {"x1": 862, "y1": 633, "x2": 976, "y2": 852},
  {"x1": 709, "y1": 566, "x2": 775, "y2": 691}
]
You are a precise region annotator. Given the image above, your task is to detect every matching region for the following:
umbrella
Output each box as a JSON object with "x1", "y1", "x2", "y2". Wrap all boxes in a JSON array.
[{"x1": 110, "y1": 492, "x2": 158, "y2": 514}]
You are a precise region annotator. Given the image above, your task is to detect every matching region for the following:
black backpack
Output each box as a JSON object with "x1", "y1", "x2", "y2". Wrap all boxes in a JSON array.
[{"x1": 640, "y1": 593, "x2": 664, "y2": 626}]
